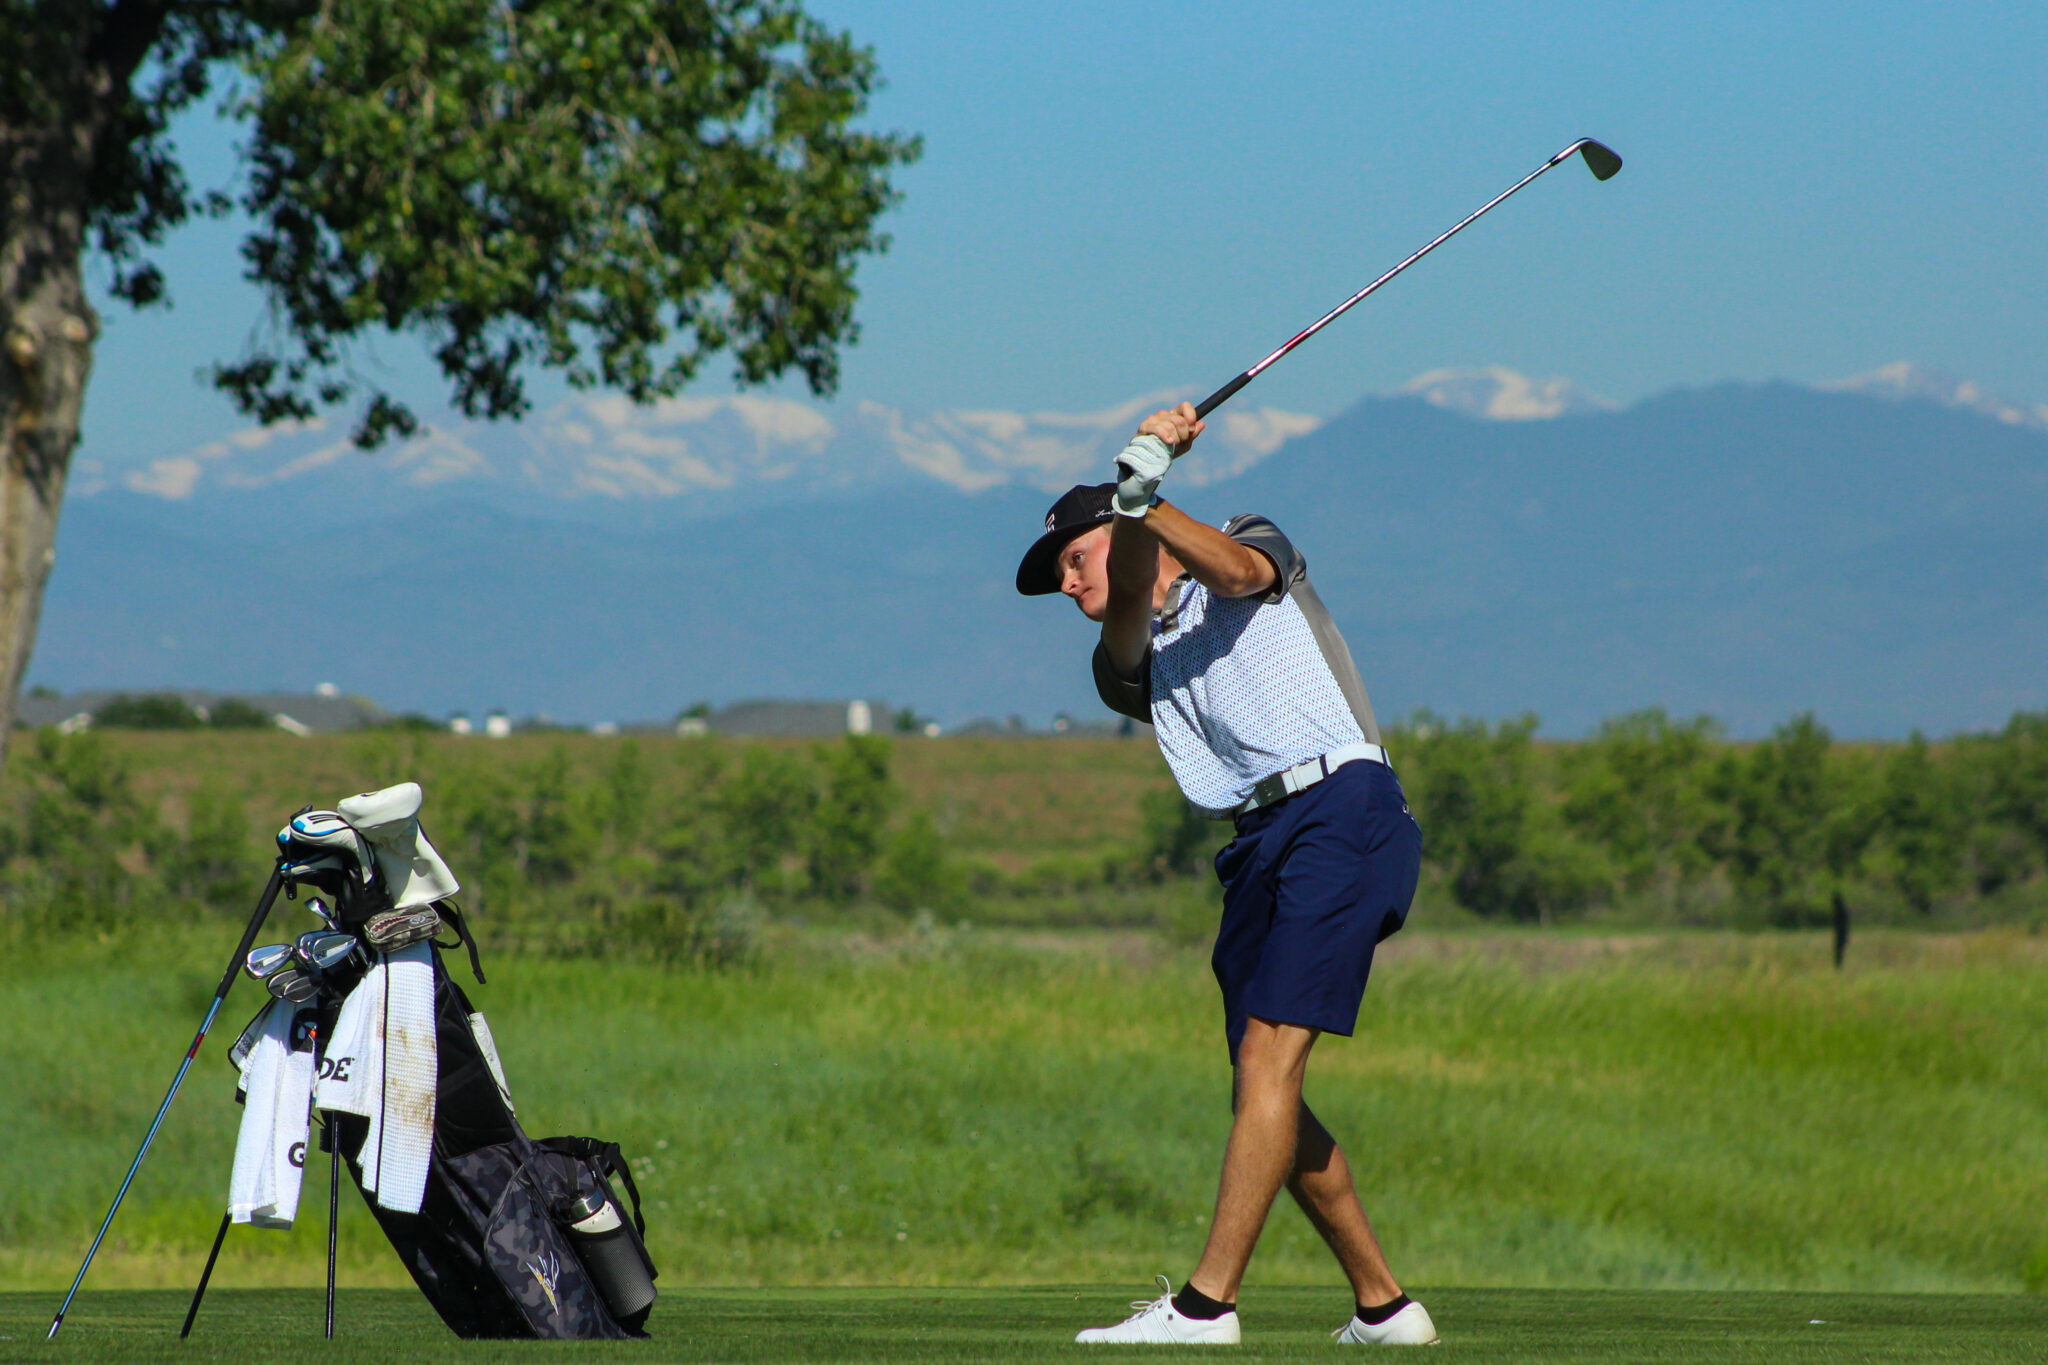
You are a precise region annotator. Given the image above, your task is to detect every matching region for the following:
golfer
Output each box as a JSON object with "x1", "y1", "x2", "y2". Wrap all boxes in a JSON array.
[{"x1": 1015, "y1": 403, "x2": 1434, "y2": 1347}]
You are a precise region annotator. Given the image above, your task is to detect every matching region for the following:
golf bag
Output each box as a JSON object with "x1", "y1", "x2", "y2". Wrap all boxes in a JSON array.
[
  {"x1": 332, "y1": 950, "x2": 658, "y2": 1339},
  {"x1": 272, "y1": 785, "x2": 659, "y2": 1339}
]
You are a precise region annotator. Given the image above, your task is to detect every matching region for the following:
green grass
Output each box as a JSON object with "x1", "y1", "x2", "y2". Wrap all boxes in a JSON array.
[
  {"x1": 6, "y1": 927, "x2": 2047, "y2": 1299},
  {"x1": 5, "y1": 1288, "x2": 2043, "y2": 1363}
]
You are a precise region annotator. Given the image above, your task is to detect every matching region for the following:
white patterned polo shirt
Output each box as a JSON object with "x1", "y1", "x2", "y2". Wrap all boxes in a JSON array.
[{"x1": 1093, "y1": 515, "x2": 1383, "y2": 816}]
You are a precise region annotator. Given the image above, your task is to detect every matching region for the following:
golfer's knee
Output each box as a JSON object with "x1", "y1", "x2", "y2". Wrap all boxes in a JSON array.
[{"x1": 1236, "y1": 1018, "x2": 1316, "y2": 1085}]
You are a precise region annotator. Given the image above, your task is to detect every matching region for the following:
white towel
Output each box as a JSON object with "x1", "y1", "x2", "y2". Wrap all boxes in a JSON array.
[
  {"x1": 228, "y1": 1005, "x2": 315, "y2": 1228},
  {"x1": 315, "y1": 942, "x2": 437, "y2": 1213}
]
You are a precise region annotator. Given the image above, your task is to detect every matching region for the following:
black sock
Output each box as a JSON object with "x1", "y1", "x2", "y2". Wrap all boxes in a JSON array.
[
  {"x1": 1172, "y1": 1283, "x2": 1235, "y2": 1320},
  {"x1": 1356, "y1": 1294, "x2": 1411, "y2": 1325}
]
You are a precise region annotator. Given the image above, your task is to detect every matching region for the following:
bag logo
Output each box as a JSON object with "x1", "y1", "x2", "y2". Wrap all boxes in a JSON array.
[{"x1": 526, "y1": 1250, "x2": 561, "y2": 1316}]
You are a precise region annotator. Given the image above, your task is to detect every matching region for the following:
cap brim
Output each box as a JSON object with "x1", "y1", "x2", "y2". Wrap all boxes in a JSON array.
[{"x1": 1016, "y1": 523, "x2": 1090, "y2": 596}]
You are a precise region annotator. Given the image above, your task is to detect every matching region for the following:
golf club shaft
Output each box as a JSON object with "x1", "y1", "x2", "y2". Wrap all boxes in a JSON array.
[
  {"x1": 47, "y1": 870, "x2": 284, "y2": 1340},
  {"x1": 178, "y1": 1213, "x2": 232, "y2": 1339},
  {"x1": 1193, "y1": 138, "x2": 1616, "y2": 420}
]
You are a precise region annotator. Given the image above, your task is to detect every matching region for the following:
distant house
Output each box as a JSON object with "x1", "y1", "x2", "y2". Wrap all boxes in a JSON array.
[
  {"x1": 689, "y1": 698, "x2": 889, "y2": 738},
  {"x1": 15, "y1": 688, "x2": 387, "y2": 734}
]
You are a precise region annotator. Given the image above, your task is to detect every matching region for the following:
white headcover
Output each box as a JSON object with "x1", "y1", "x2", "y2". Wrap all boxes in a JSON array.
[{"x1": 338, "y1": 781, "x2": 460, "y2": 910}]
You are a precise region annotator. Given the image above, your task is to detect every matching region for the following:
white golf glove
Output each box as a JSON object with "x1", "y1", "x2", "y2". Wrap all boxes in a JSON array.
[{"x1": 1112, "y1": 434, "x2": 1173, "y2": 517}]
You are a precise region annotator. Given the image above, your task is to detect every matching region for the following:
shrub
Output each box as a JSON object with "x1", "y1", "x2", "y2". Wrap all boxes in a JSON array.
[
  {"x1": 93, "y1": 693, "x2": 202, "y2": 729},
  {"x1": 208, "y1": 697, "x2": 273, "y2": 729},
  {"x1": 874, "y1": 810, "x2": 968, "y2": 916}
]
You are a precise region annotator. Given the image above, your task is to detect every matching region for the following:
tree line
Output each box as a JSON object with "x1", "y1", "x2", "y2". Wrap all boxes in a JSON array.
[{"x1": 4, "y1": 711, "x2": 2045, "y2": 957}]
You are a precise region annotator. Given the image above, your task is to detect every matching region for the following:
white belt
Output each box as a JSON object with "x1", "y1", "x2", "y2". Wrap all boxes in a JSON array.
[{"x1": 1236, "y1": 743, "x2": 1389, "y2": 817}]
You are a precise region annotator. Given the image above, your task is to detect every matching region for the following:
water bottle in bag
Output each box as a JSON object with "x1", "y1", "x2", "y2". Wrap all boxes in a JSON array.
[{"x1": 561, "y1": 1190, "x2": 657, "y2": 1330}]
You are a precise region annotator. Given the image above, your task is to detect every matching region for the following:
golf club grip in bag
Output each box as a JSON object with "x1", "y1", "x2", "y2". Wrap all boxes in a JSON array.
[{"x1": 336, "y1": 951, "x2": 657, "y2": 1339}]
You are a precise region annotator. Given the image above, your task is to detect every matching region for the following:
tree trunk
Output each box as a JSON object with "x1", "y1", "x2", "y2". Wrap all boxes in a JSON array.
[{"x1": 1, "y1": 121, "x2": 99, "y2": 769}]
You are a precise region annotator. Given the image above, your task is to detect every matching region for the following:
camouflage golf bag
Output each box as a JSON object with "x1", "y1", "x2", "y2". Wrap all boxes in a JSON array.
[{"x1": 278, "y1": 785, "x2": 659, "y2": 1339}]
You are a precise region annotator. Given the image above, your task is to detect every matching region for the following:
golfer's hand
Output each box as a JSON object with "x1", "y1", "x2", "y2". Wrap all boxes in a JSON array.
[
  {"x1": 1114, "y1": 404, "x2": 1204, "y2": 517},
  {"x1": 1138, "y1": 403, "x2": 1204, "y2": 458}
]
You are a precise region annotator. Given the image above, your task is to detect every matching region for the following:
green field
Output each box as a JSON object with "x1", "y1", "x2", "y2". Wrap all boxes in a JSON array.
[
  {"x1": 6, "y1": 927, "x2": 2046, "y2": 1301},
  {"x1": 6, "y1": 1287, "x2": 2043, "y2": 1363}
]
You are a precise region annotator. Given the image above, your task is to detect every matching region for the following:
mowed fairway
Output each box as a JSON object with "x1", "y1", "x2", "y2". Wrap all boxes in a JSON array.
[
  {"x1": 4, "y1": 1287, "x2": 2041, "y2": 1363},
  {"x1": 4, "y1": 926, "x2": 2046, "y2": 1362}
]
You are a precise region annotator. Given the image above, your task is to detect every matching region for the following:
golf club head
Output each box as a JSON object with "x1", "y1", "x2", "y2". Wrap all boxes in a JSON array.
[
  {"x1": 1575, "y1": 138, "x2": 1623, "y2": 181},
  {"x1": 298, "y1": 931, "x2": 362, "y2": 974},
  {"x1": 266, "y1": 967, "x2": 320, "y2": 1004},
  {"x1": 245, "y1": 944, "x2": 294, "y2": 981},
  {"x1": 305, "y1": 896, "x2": 337, "y2": 929},
  {"x1": 278, "y1": 850, "x2": 354, "y2": 885}
]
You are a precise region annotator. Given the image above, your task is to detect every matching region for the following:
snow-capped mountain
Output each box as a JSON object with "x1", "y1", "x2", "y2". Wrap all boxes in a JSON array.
[
  {"x1": 1817, "y1": 361, "x2": 2048, "y2": 435},
  {"x1": 1397, "y1": 366, "x2": 1619, "y2": 420}
]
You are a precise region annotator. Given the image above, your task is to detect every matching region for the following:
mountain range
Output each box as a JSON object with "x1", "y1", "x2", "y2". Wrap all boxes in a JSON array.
[{"x1": 36, "y1": 365, "x2": 2048, "y2": 737}]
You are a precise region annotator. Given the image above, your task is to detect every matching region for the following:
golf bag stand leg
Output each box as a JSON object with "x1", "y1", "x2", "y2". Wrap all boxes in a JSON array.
[
  {"x1": 45, "y1": 870, "x2": 284, "y2": 1341},
  {"x1": 326, "y1": 1114, "x2": 341, "y2": 1339},
  {"x1": 178, "y1": 1213, "x2": 233, "y2": 1339}
]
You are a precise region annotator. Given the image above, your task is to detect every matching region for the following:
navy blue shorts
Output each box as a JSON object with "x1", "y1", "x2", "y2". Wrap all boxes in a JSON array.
[{"x1": 1211, "y1": 758, "x2": 1422, "y2": 1063}]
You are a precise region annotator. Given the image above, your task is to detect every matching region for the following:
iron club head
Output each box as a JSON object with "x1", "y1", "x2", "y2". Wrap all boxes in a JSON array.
[
  {"x1": 1574, "y1": 138, "x2": 1623, "y2": 181},
  {"x1": 265, "y1": 967, "x2": 320, "y2": 1004},
  {"x1": 245, "y1": 944, "x2": 294, "y2": 980},
  {"x1": 297, "y1": 931, "x2": 362, "y2": 975}
]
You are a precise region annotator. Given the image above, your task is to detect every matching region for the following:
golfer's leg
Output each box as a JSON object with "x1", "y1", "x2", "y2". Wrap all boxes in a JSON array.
[
  {"x1": 1186, "y1": 1017, "x2": 1317, "y2": 1303},
  {"x1": 1286, "y1": 1102, "x2": 1402, "y2": 1305}
]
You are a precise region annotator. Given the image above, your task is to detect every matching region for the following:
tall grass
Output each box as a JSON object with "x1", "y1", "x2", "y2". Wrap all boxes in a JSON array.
[{"x1": 4, "y1": 928, "x2": 2043, "y2": 1294}]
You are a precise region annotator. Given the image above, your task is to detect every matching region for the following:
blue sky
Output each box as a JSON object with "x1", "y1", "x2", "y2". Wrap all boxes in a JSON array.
[{"x1": 82, "y1": 0, "x2": 2048, "y2": 470}]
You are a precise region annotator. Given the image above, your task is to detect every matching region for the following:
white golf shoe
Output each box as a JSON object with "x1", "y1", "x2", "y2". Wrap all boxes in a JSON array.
[
  {"x1": 1075, "y1": 1277, "x2": 1242, "y2": 1345},
  {"x1": 1334, "y1": 1300, "x2": 1440, "y2": 1345}
]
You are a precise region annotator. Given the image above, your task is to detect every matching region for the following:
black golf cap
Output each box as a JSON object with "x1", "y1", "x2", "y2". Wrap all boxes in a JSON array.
[{"x1": 1016, "y1": 482, "x2": 1116, "y2": 596}]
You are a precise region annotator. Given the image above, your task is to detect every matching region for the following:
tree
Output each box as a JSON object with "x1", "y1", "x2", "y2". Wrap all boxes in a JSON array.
[{"x1": 0, "y1": 0, "x2": 918, "y2": 760}]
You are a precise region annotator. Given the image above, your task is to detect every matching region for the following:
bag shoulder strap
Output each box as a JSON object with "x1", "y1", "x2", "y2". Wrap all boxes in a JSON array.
[{"x1": 433, "y1": 898, "x2": 486, "y2": 984}]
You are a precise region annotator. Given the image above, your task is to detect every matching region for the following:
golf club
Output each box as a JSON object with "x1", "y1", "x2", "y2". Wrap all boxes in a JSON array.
[
  {"x1": 1190, "y1": 137, "x2": 1622, "y2": 422},
  {"x1": 266, "y1": 967, "x2": 321, "y2": 1004},
  {"x1": 245, "y1": 943, "x2": 294, "y2": 980},
  {"x1": 296, "y1": 930, "x2": 362, "y2": 975},
  {"x1": 47, "y1": 870, "x2": 286, "y2": 1340}
]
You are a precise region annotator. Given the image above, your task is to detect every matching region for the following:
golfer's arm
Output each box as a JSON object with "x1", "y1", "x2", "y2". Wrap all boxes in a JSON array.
[
  {"x1": 1101, "y1": 516, "x2": 1159, "y2": 679},
  {"x1": 1144, "y1": 500, "x2": 1277, "y2": 599}
]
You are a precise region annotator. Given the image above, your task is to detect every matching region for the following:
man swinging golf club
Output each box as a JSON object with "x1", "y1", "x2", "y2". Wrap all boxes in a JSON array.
[{"x1": 1016, "y1": 403, "x2": 1434, "y2": 1347}]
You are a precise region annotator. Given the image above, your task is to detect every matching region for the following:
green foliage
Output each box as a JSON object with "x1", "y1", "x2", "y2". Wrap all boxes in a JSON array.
[
  {"x1": 205, "y1": 697, "x2": 272, "y2": 729},
  {"x1": 1396, "y1": 713, "x2": 1610, "y2": 923},
  {"x1": 0, "y1": 731, "x2": 165, "y2": 930},
  {"x1": 214, "y1": 0, "x2": 922, "y2": 443},
  {"x1": 873, "y1": 809, "x2": 967, "y2": 916},
  {"x1": 11, "y1": 712, "x2": 2048, "y2": 944},
  {"x1": 92, "y1": 693, "x2": 204, "y2": 729},
  {"x1": 0, "y1": 731, "x2": 261, "y2": 934},
  {"x1": 1139, "y1": 787, "x2": 1220, "y2": 880},
  {"x1": 1698, "y1": 715, "x2": 1875, "y2": 927},
  {"x1": 13, "y1": 1, "x2": 915, "y2": 445},
  {"x1": 718, "y1": 744, "x2": 815, "y2": 891},
  {"x1": 1559, "y1": 709, "x2": 1720, "y2": 891},
  {"x1": 805, "y1": 735, "x2": 895, "y2": 901},
  {"x1": 155, "y1": 778, "x2": 259, "y2": 909}
]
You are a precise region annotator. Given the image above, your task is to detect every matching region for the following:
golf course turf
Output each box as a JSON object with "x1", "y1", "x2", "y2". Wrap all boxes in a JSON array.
[{"x1": 6, "y1": 1287, "x2": 2042, "y2": 1362}]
